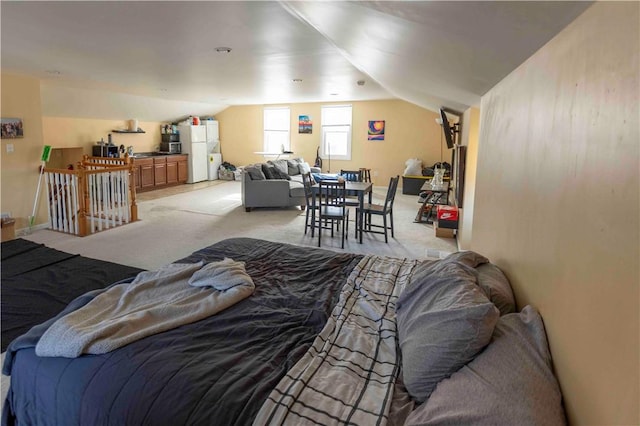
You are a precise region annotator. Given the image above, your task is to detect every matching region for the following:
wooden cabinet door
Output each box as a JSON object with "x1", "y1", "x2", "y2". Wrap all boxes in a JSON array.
[
  {"x1": 154, "y1": 158, "x2": 167, "y2": 186},
  {"x1": 177, "y1": 157, "x2": 188, "y2": 183},
  {"x1": 166, "y1": 157, "x2": 178, "y2": 184},
  {"x1": 138, "y1": 159, "x2": 155, "y2": 188},
  {"x1": 134, "y1": 165, "x2": 141, "y2": 190}
]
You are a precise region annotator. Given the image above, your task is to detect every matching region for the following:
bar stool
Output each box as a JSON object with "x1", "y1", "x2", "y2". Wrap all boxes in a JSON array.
[{"x1": 359, "y1": 168, "x2": 372, "y2": 183}]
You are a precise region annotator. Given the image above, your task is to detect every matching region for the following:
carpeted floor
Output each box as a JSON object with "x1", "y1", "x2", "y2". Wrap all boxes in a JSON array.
[{"x1": 20, "y1": 180, "x2": 459, "y2": 271}]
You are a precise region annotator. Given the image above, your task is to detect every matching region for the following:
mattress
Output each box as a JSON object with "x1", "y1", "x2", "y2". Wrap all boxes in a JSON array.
[{"x1": 1, "y1": 239, "x2": 144, "y2": 352}]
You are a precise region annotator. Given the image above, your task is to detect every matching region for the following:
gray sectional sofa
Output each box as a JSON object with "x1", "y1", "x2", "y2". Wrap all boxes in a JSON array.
[{"x1": 241, "y1": 158, "x2": 320, "y2": 212}]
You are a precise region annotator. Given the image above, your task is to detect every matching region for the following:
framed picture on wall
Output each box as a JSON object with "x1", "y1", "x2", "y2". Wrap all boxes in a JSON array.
[
  {"x1": 368, "y1": 120, "x2": 385, "y2": 141},
  {"x1": 298, "y1": 115, "x2": 312, "y2": 134},
  {"x1": 1, "y1": 118, "x2": 24, "y2": 139}
]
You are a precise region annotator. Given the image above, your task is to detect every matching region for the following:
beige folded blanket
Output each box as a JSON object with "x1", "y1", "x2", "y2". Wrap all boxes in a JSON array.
[{"x1": 35, "y1": 259, "x2": 254, "y2": 358}]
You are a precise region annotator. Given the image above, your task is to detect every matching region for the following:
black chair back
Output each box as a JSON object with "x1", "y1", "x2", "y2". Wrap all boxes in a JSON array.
[
  {"x1": 384, "y1": 175, "x2": 400, "y2": 209},
  {"x1": 318, "y1": 180, "x2": 348, "y2": 248},
  {"x1": 340, "y1": 170, "x2": 362, "y2": 182}
]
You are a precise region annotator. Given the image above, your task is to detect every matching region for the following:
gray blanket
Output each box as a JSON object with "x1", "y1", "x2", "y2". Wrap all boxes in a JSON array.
[{"x1": 35, "y1": 259, "x2": 255, "y2": 358}]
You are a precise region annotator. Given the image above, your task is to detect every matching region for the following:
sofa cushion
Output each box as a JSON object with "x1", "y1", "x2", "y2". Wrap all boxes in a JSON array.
[
  {"x1": 298, "y1": 162, "x2": 312, "y2": 174},
  {"x1": 396, "y1": 254, "x2": 499, "y2": 403},
  {"x1": 267, "y1": 159, "x2": 289, "y2": 175},
  {"x1": 405, "y1": 305, "x2": 565, "y2": 425},
  {"x1": 261, "y1": 163, "x2": 277, "y2": 179},
  {"x1": 245, "y1": 165, "x2": 266, "y2": 180},
  {"x1": 287, "y1": 159, "x2": 302, "y2": 175},
  {"x1": 289, "y1": 181, "x2": 305, "y2": 198},
  {"x1": 262, "y1": 163, "x2": 290, "y2": 180}
]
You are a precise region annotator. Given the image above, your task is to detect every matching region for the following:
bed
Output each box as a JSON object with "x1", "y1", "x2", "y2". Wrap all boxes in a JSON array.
[
  {"x1": 2, "y1": 237, "x2": 567, "y2": 425},
  {"x1": 1, "y1": 239, "x2": 144, "y2": 353}
]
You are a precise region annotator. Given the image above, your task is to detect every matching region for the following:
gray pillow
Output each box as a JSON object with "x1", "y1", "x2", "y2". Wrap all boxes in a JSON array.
[
  {"x1": 267, "y1": 159, "x2": 289, "y2": 175},
  {"x1": 287, "y1": 159, "x2": 301, "y2": 175},
  {"x1": 261, "y1": 163, "x2": 277, "y2": 179},
  {"x1": 405, "y1": 305, "x2": 566, "y2": 426},
  {"x1": 245, "y1": 165, "x2": 266, "y2": 180},
  {"x1": 298, "y1": 162, "x2": 312, "y2": 175},
  {"x1": 475, "y1": 263, "x2": 516, "y2": 315},
  {"x1": 262, "y1": 164, "x2": 290, "y2": 180},
  {"x1": 396, "y1": 258, "x2": 499, "y2": 403}
]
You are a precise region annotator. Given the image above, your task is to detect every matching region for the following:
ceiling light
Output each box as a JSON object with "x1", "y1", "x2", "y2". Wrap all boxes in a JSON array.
[
  {"x1": 215, "y1": 47, "x2": 232, "y2": 53},
  {"x1": 330, "y1": 93, "x2": 339, "y2": 96},
  {"x1": 292, "y1": 79, "x2": 303, "y2": 83},
  {"x1": 357, "y1": 80, "x2": 365, "y2": 86}
]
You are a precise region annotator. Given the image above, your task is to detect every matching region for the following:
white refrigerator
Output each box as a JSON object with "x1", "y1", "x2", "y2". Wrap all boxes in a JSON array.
[{"x1": 178, "y1": 125, "x2": 208, "y2": 183}]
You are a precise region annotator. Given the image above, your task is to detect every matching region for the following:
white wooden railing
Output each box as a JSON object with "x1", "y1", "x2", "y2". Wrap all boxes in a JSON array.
[{"x1": 44, "y1": 156, "x2": 138, "y2": 236}]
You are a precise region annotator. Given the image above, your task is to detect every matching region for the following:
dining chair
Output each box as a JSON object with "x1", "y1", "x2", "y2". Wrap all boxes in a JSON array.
[
  {"x1": 358, "y1": 175, "x2": 399, "y2": 243},
  {"x1": 318, "y1": 180, "x2": 349, "y2": 248},
  {"x1": 339, "y1": 169, "x2": 363, "y2": 233},
  {"x1": 302, "y1": 172, "x2": 320, "y2": 236},
  {"x1": 340, "y1": 169, "x2": 362, "y2": 183},
  {"x1": 359, "y1": 168, "x2": 372, "y2": 183}
]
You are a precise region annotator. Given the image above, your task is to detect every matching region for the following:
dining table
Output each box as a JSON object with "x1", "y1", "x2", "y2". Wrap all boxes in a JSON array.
[{"x1": 313, "y1": 180, "x2": 373, "y2": 244}]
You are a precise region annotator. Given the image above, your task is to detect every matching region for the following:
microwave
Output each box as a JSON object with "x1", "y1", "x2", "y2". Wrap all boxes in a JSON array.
[{"x1": 160, "y1": 142, "x2": 181, "y2": 154}]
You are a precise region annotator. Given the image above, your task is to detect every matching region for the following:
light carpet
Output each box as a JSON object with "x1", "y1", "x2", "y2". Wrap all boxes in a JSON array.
[{"x1": 19, "y1": 180, "x2": 458, "y2": 270}]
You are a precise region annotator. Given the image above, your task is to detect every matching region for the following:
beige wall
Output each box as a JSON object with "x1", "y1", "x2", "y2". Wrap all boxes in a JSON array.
[
  {"x1": 457, "y1": 107, "x2": 480, "y2": 250},
  {"x1": 42, "y1": 116, "x2": 165, "y2": 156},
  {"x1": 216, "y1": 100, "x2": 447, "y2": 186},
  {"x1": 1, "y1": 73, "x2": 46, "y2": 228},
  {"x1": 470, "y1": 3, "x2": 639, "y2": 424}
]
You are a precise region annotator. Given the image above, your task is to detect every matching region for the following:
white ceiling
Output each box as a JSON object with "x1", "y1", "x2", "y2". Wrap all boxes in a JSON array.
[{"x1": 1, "y1": 1, "x2": 592, "y2": 121}]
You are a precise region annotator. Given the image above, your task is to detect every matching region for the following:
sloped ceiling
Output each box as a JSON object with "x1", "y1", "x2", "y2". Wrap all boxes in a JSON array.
[{"x1": 0, "y1": 1, "x2": 592, "y2": 121}]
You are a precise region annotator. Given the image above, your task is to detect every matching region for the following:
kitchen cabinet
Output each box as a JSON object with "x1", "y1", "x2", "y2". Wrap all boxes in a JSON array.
[
  {"x1": 133, "y1": 154, "x2": 188, "y2": 192},
  {"x1": 177, "y1": 156, "x2": 188, "y2": 183},
  {"x1": 154, "y1": 157, "x2": 167, "y2": 186},
  {"x1": 136, "y1": 158, "x2": 155, "y2": 189},
  {"x1": 166, "y1": 156, "x2": 179, "y2": 184}
]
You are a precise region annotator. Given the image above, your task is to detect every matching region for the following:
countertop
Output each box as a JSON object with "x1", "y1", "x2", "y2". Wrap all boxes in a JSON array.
[{"x1": 131, "y1": 152, "x2": 184, "y2": 158}]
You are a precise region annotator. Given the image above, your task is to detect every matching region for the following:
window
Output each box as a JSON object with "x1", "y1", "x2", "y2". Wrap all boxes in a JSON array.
[
  {"x1": 321, "y1": 105, "x2": 352, "y2": 161},
  {"x1": 264, "y1": 107, "x2": 290, "y2": 153}
]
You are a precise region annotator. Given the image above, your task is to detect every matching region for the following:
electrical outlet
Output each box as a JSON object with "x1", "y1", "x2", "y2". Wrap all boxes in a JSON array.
[
  {"x1": 373, "y1": 170, "x2": 379, "y2": 177},
  {"x1": 6, "y1": 143, "x2": 14, "y2": 153}
]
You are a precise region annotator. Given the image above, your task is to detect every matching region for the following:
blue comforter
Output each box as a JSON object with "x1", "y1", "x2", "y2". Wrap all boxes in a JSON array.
[{"x1": 3, "y1": 238, "x2": 362, "y2": 426}]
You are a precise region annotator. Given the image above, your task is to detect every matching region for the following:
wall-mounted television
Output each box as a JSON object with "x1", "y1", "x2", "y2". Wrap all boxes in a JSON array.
[{"x1": 440, "y1": 108, "x2": 455, "y2": 149}]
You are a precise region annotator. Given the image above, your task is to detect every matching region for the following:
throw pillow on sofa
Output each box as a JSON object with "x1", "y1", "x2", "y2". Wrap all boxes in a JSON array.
[
  {"x1": 245, "y1": 165, "x2": 266, "y2": 180},
  {"x1": 298, "y1": 162, "x2": 312, "y2": 174},
  {"x1": 287, "y1": 159, "x2": 302, "y2": 175},
  {"x1": 262, "y1": 163, "x2": 290, "y2": 180},
  {"x1": 267, "y1": 160, "x2": 289, "y2": 175}
]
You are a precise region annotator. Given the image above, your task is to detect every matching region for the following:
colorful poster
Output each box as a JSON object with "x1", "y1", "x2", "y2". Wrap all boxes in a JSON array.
[
  {"x1": 368, "y1": 120, "x2": 385, "y2": 141},
  {"x1": 299, "y1": 115, "x2": 312, "y2": 134}
]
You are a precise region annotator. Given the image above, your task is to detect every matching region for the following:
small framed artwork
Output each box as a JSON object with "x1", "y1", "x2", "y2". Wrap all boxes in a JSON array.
[
  {"x1": 1, "y1": 118, "x2": 24, "y2": 139},
  {"x1": 299, "y1": 115, "x2": 312, "y2": 134},
  {"x1": 368, "y1": 120, "x2": 385, "y2": 141}
]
